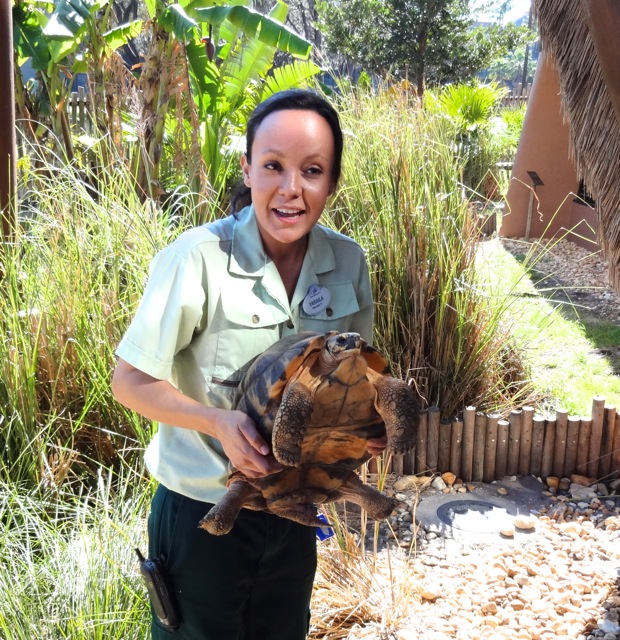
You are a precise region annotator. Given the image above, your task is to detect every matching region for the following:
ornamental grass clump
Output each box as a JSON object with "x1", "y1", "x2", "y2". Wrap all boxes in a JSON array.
[
  {"x1": 328, "y1": 87, "x2": 533, "y2": 418},
  {"x1": 0, "y1": 140, "x2": 216, "y2": 486},
  {"x1": 0, "y1": 466, "x2": 151, "y2": 639}
]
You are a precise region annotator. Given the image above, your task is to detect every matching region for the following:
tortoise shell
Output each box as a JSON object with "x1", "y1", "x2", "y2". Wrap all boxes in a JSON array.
[{"x1": 200, "y1": 331, "x2": 419, "y2": 535}]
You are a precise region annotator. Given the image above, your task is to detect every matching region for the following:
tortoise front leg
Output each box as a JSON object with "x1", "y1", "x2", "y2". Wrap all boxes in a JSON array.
[
  {"x1": 198, "y1": 480, "x2": 262, "y2": 535},
  {"x1": 272, "y1": 382, "x2": 313, "y2": 467},
  {"x1": 373, "y1": 376, "x2": 419, "y2": 454}
]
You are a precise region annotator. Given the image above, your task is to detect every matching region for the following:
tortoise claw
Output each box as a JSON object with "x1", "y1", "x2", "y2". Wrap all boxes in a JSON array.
[{"x1": 199, "y1": 510, "x2": 234, "y2": 536}]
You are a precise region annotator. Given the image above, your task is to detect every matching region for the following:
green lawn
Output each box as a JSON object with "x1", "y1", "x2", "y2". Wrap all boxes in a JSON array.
[{"x1": 477, "y1": 238, "x2": 620, "y2": 416}]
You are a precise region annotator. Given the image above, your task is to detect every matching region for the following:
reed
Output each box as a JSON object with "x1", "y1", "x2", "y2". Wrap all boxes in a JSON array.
[
  {"x1": 0, "y1": 465, "x2": 152, "y2": 639},
  {"x1": 327, "y1": 87, "x2": 533, "y2": 417},
  {"x1": 1, "y1": 140, "x2": 219, "y2": 486}
]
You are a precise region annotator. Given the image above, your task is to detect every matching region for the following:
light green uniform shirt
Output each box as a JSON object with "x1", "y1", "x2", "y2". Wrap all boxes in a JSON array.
[{"x1": 116, "y1": 205, "x2": 373, "y2": 503}]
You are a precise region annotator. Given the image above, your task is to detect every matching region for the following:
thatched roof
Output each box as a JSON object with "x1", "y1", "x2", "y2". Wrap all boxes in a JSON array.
[{"x1": 535, "y1": 0, "x2": 620, "y2": 290}]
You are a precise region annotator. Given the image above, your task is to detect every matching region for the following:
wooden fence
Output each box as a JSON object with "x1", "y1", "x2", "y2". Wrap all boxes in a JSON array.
[
  {"x1": 391, "y1": 397, "x2": 620, "y2": 482},
  {"x1": 500, "y1": 83, "x2": 532, "y2": 109},
  {"x1": 67, "y1": 88, "x2": 93, "y2": 134}
]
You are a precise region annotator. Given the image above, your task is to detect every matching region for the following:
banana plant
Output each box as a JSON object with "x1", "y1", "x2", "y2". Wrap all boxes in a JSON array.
[
  {"x1": 12, "y1": 0, "x2": 142, "y2": 158},
  {"x1": 14, "y1": 0, "x2": 321, "y2": 209},
  {"x1": 140, "y1": 0, "x2": 321, "y2": 208},
  {"x1": 195, "y1": 1, "x2": 321, "y2": 196}
]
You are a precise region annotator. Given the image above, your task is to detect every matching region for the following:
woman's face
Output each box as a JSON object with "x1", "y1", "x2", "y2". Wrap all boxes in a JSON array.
[{"x1": 241, "y1": 108, "x2": 336, "y2": 259}]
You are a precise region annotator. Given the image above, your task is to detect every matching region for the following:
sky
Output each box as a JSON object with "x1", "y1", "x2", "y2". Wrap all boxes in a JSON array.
[
  {"x1": 503, "y1": 0, "x2": 532, "y2": 22},
  {"x1": 475, "y1": 0, "x2": 532, "y2": 24}
]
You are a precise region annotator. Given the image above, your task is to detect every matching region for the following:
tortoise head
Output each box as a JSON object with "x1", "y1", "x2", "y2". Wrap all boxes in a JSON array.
[{"x1": 319, "y1": 332, "x2": 365, "y2": 371}]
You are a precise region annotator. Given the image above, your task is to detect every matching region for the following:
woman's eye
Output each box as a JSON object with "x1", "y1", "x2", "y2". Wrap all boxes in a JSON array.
[
  {"x1": 264, "y1": 162, "x2": 281, "y2": 171},
  {"x1": 305, "y1": 166, "x2": 323, "y2": 176}
]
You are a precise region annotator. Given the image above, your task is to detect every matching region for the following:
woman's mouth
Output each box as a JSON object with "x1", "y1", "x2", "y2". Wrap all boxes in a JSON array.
[{"x1": 273, "y1": 208, "x2": 304, "y2": 220}]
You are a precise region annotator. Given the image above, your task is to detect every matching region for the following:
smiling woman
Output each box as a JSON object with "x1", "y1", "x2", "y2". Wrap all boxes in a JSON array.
[{"x1": 111, "y1": 88, "x2": 380, "y2": 640}]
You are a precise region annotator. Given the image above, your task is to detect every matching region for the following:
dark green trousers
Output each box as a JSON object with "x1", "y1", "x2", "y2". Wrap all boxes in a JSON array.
[{"x1": 148, "y1": 484, "x2": 317, "y2": 640}]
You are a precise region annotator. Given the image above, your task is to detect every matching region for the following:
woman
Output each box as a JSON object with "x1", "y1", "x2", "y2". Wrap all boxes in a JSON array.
[{"x1": 112, "y1": 88, "x2": 383, "y2": 639}]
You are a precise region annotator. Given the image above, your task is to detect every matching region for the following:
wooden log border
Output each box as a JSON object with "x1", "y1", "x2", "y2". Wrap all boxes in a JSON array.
[{"x1": 390, "y1": 397, "x2": 620, "y2": 482}]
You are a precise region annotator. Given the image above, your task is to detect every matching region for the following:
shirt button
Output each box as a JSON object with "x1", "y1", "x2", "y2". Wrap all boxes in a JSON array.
[
  {"x1": 326, "y1": 308, "x2": 333, "y2": 317},
  {"x1": 287, "y1": 320, "x2": 294, "y2": 329},
  {"x1": 252, "y1": 314, "x2": 260, "y2": 324}
]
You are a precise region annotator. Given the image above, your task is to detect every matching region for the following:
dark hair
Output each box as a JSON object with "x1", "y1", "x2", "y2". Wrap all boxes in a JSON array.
[{"x1": 230, "y1": 89, "x2": 344, "y2": 214}]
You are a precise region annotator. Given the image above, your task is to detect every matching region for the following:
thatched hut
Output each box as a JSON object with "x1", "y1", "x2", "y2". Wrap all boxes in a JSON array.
[{"x1": 502, "y1": 0, "x2": 620, "y2": 291}]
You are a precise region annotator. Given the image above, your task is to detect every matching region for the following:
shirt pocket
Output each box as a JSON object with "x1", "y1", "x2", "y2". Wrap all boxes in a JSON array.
[
  {"x1": 298, "y1": 281, "x2": 360, "y2": 332},
  {"x1": 208, "y1": 285, "x2": 288, "y2": 383}
]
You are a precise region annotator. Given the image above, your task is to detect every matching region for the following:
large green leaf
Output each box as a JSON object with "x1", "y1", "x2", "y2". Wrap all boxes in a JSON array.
[
  {"x1": 185, "y1": 0, "x2": 250, "y2": 12},
  {"x1": 263, "y1": 60, "x2": 322, "y2": 96},
  {"x1": 185, "y1": 39, "x2": 222, "y2": 119},
  {"x1": 218, "y1": 31, "x2": 273, "y2": 111},
  {"x1": 48, "y1": 36, "x2": 81, "y2": 64},
  {"x1": 192, "y1": 4, "x2": 311, "y2": 58},
  {"x1": 12, "y1": 5, "x2": 51, "y2": 70},
  {"x1": 144, "y1": 0, "x2": 158, "y2": 20},
  {"x1": 268, "y1": 0, "x2": 287, "y2": 23},
  {"x1": 43, "y1": 0, "x2": 102, "y2": 39},
  {"x1": 159, "y1": 4, "x2": 198, "y2": 41},
  {"x1": 216, "y1": 0, "x2": 300, "y2": 111},
  {"x1": 103, "y1": 21, "x2": 144, "y2": 51}
]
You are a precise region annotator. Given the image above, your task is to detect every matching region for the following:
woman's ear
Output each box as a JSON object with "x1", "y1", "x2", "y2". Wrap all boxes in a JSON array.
[{"x1": 240, "y1": 154, "x2": 251, "y2": 187}]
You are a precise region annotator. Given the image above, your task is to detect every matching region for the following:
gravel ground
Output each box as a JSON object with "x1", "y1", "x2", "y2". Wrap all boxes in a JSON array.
[
  {"x1": 310, "y1": 238, "x2": 620, "y2": 640},
  {"x1": 312, "y1": 475, "x2": 620, "y2": 640}
]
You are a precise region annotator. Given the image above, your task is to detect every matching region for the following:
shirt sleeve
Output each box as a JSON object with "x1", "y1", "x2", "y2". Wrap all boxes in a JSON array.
[{"x1": 115, "y1": 246, "x2": 207, "y2": 381}]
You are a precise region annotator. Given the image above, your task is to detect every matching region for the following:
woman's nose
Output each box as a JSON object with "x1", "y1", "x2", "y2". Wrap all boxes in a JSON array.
[{"x1": 279, "y1": 171, "x2": 301, "y2": 197}]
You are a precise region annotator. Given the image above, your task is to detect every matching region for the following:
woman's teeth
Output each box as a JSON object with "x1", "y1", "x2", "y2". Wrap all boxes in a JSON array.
[{"x1": 275, "y1": 208, "x2": 302, "y2": 218}]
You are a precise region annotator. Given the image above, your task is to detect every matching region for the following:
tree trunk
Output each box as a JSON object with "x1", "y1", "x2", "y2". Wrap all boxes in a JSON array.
[{"x1": 0, "y1": 0, "x2": 17, "y2": 240}]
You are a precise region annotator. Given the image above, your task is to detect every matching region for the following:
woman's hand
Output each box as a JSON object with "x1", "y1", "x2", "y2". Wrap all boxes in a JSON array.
[
  {"x1": 213, "y1": 410, "x2": 285, "y2": 478},
  {"x1": 367, "y1": 435, "x2": 388, "y2": 457}
]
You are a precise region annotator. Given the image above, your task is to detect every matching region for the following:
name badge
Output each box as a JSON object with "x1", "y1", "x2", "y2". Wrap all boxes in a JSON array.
[{"x1": 302, "y1": 284, "x2": 330, "y2": 316}]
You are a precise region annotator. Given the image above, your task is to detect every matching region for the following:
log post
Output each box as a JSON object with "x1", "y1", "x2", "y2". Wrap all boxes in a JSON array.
[
  {"x1": 495, "y1": 419, "x2": 510, "y2": 479},
  {"x1": 461, "y1": 406, "x2": 476, "y2": 482},
  {"x1": 599, "y1": 406, "x2": 616, "y2": 479},
  {"x1": 519, "y1": 407, "x2": 534, "y2": 475},
  {"x1": 472, "y1": 411, "x2": 486, "y2": 482},
  {"x1": 483, "y1": 414, "x2": 500, "y2": 483},
  {"x1": 576, "y1": 417, "x2": 592, "y2": 475},
  {"x1": 611, "y1": 413, "x2": 620, "y2": 480},
  {"x1": 414, "y1": 410, "x2": 428, "y2": 474},
  {"x1": 450, "y1": 418, "x2": 463, "y2": 479},
  {"x1": 438, "y1": 419, "x2": 452, "y2": 472},
  {"x1": 507, "y1": 410, "x2": 522, "y2": 476},
  {"x1": 552, "y1": 409, "x2": 568, "y2": 478},
  {"x1": 426, "y1": 407, "x2": 440, "y2": 473},
  {"x1": 587, "y1": 397, "x2": 605, "y2": 478},
  {"x1": 530, "y1": 416, "x2": 545, "y2": 477},
  {"x1": 541, "y1": 416, "x2": 556, "y2": 479},
  {"x1": 391, "y1": 453, "x2": 403, "y2": 475},
  {"x1": 0, "y1": 0, "x2": 17, "y2": 240},
  {"x1": 564, "y1": 416, "x2": 580, "y2": 477}
]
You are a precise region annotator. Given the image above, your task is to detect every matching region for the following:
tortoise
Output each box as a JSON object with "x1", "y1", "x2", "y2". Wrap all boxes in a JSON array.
[{"x1": 199, "y1": 331, "x2": 419, "y2": 535}]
